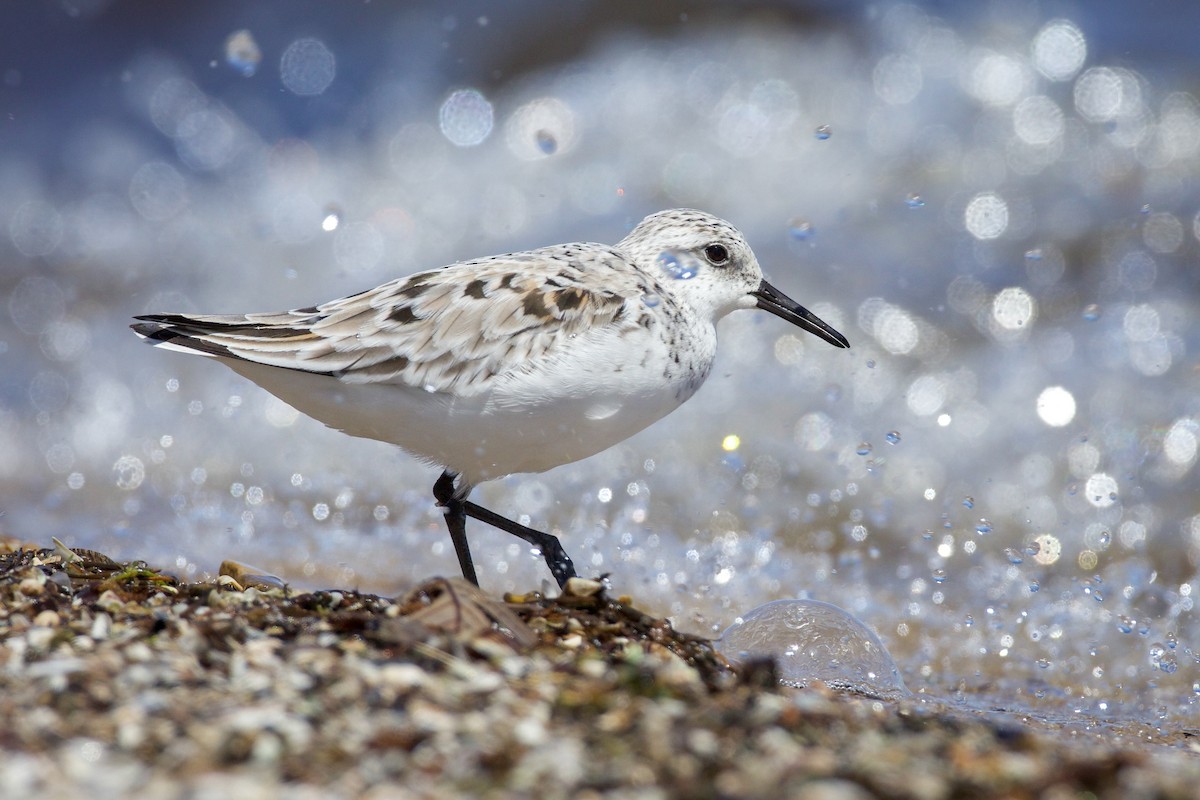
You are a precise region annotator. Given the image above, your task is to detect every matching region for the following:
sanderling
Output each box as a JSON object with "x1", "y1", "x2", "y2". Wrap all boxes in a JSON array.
[{"x1": 132, "y1": 208, "x2": 849, "y2": 588}]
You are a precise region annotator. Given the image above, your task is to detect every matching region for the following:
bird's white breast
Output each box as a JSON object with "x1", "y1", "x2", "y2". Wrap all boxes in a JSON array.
[{"x1": 224, "y1": 307, "x2": 718, "y2": 484}]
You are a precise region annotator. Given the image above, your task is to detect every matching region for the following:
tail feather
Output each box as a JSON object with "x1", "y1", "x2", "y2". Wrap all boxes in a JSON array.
[
  {"x1": 131, "y1": 316, "x2": 239, "y2": 360},
  {"x1": 131, "y1": 313, "x2": 353, "y2": 375}
]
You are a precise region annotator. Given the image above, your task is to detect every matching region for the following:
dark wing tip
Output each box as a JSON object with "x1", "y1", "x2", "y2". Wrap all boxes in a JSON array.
[
  {"x1": 130, "y1": 315, "x2": 238, "y2": 359},
  {"x1": 130, "y1": 318, "x2": 173, "y2": 340}
]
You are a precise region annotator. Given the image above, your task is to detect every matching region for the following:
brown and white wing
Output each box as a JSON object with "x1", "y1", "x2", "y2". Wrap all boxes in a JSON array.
[{"x1": 132, "y1": 246, "x2": 642, "y2": 396}]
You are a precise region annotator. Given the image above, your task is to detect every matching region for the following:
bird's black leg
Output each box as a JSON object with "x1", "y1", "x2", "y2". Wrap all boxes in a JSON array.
[
  {"x1": 432, "y1": 470, "x2": 479, "y2": 586},
  {"x1": 461, "y1": 500, "x2": 578, "y2": 589},
  {"x1": 433, "y1": 469, "x2": 579, "y2": 589}
]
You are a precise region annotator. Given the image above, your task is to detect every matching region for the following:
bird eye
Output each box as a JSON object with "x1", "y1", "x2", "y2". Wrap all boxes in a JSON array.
[{"x1": 704, "y1": 243, "x2": 730, "y2": 265}]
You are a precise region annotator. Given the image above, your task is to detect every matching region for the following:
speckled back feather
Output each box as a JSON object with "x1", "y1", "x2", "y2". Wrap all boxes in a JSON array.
[{"x1": 133, "y1": 243, "x2": 656, "y2": 395}]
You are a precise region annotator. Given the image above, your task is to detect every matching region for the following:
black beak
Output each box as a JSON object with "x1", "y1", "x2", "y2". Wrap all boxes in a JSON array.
[{"x1": 752, "y1": 279, "x2": 850, "y2": 348}]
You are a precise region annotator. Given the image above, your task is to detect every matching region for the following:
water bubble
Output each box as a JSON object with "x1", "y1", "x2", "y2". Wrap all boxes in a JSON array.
[
  {"x1": 224, "y1": 29, "x2": 262, "y2": 77},
  {"x1": 866, "y1": 359, "x2": 876, "y2": 369},
  {"x1": 932, "y1": 569, "x2": 947, "y2": 584},
  {"x1": 641, "y1": 293, "x2": 661, "y2": 308},
  {"x1": 788, "y1": 217, "x2": 814, "y2": 241},
  {"x1": 1082, "y1": 304, "x2": 1101, "y2": 321},
  {"x1": 717, "y1": 599, "x2": 908, "y2": 699},
  {"x1": 1028, "y1": 580, "x2": 1040, "y2": 592},
  {"x1": 905, "y1": 193, "x2": 925, "y2": 208},
  {"x1": 975, "y1": 519, "x2": 993, "y2": 535},
  {"x1": 280, "y1": 38, "x2": 336, "y2": 96},
  {"x1": 856, "y1": 442, "x2": 873, "y2": 456},
  {"x1": 656, "y1": 250, "x2": 699, "y2": 280},
  {"x1": 885, "y1": 431, "x2": 901, "y2": 445},
  {"x1": 506, "y1": 97, "x2": 576, "y2": 160},
  {"x1": 535, "y1": 129, "x2": 557, "y2": 154},
  {"x1": 1024, "y1": 248, "x2": 1043, "y2": 261},
  {"x1": 113, "y1": 455, "x2": 145, "y2": 491},
  {"x1": 439, "y1": 88, "x2": 494, "y2": 147},
  {"x1": 962, "y1": 496, "x2": 974, "y2": 509},
  {"x1": 1004, "y1": 547, "x2": 1024, "y2": 564},
  {"x1": 814, "y1": 124, "x2": 832, "y2": 140}
]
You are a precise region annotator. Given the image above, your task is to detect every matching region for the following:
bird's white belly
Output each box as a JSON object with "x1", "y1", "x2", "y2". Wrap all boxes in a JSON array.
[{"x1": 224, "y1": 322, "x2": 716, "y2": 483}]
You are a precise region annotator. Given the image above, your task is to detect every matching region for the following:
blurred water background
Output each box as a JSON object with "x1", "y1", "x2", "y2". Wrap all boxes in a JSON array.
[{"x1": 2, "y1": 1, "x2": 1198, "y2": 734}]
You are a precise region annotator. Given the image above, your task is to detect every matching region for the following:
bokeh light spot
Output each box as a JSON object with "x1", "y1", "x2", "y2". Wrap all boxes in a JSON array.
[
  {"x1": 906, "y1": 374, "x2": 947, "y2": 416},
  {"x1": 1013, "y1": 95, "x2": 1065, "y2": 145},
  {"x1": 992, "y1": 287, "x2": 1035, "y2": 330},
  {"x1": 1032, "y1": 534, "x2": 1062, "y2": 565},
  {"x1": 794, "y1": 412, "x2": 832, "y2": 451},
  {"x1": 439, "y1": 88, "x2": 494, "y2": 147},
  {"x1": 1074, "y1": 67, "x2": 1142, "y2": 124},
  {"x1": 1123, "y1": 304, "x2": 1160, "y2": 342},
  {"x1": 874, "y1": 53, "x2": 923, "y2": 105},
  {"x1": 1142, "y1": 212, "x2": 1183, "y2": 253},
  {"x1": 1163, "y1": 418, "x2": 1198, "y2": 467},
  {"x1": 964, "y1": 191, "x2": 1008, "y2": 239},
  {"x1": 113, "y1": 454, "x2": 146, "y2": 491},
  {"x1": 876, "y1": 306, "x2": 919, "y2": 354},
  {"x1": 1085, "y1": 473, "x2": 1119, "y2": 508},
  {"x1": 1036, "y1": 386, "x2": 1076, "y2": 427},
  {"x1": 968, "y1": 53, "x2": 1029, "y2": 107},
  {"x1": 1031, "y1": 19, "x2": 1087, "y2": 82},
  {"x1": 280, "y1": 38, "x2": 336, "y2": 96}
]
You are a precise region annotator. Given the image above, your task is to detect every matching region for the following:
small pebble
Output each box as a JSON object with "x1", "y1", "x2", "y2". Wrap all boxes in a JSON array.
[{"x1": 564, "y1": 577, "x2": 603, "y2": 597}]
